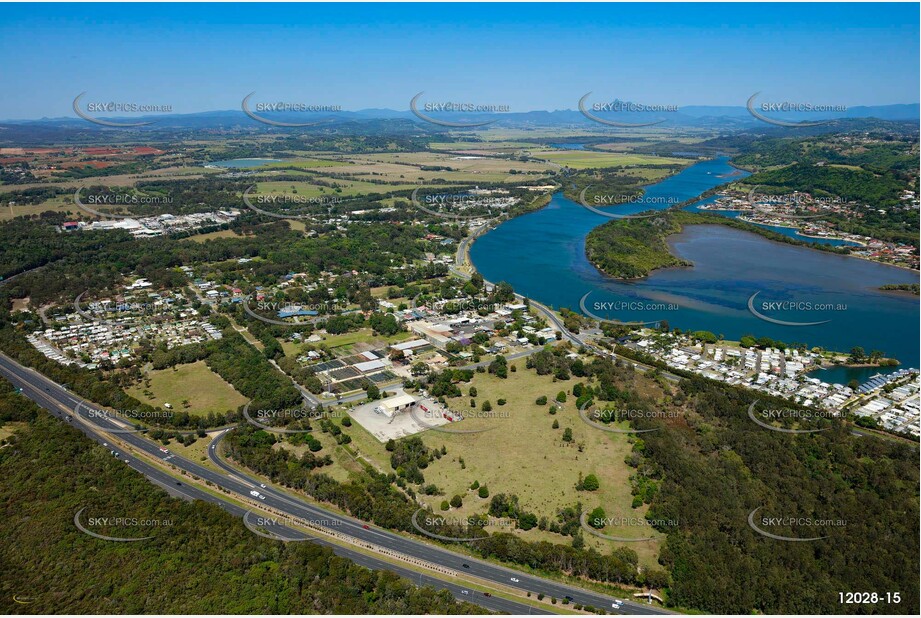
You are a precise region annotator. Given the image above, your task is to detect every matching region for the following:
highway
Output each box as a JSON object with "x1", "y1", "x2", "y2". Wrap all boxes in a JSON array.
[{"x1": 0, "y1": 351, "x2": 668, "y2": 616}]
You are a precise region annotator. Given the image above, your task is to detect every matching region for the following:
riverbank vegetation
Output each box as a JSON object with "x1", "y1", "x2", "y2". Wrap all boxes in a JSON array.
[
  {"x1": 585, "y1": 210, "x2": 852, "y2": 280},
  {"x1": 880, "y1": 283, "x2": 919, "y2": 294}
]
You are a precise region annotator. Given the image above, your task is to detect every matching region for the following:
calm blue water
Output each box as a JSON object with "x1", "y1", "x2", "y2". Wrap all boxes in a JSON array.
[
  {"x1": 208, "y1": 158, "x2": 281, "y2": 168},
  {"x1": 471, "y1": 157, "x2": 919, "y2": 384},
  {"x1": 550, "y1": 143, "x2": 585, "y2": 150}
]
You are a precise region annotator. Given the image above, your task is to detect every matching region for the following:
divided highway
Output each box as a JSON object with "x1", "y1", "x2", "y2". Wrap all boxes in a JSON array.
[{"x1": 0, "y1": 352, "x2": 668, "y2": 615}]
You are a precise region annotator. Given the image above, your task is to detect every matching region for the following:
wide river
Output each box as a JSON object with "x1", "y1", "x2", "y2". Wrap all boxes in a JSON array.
[{"x1": 470, "y1": 157, "x2": 919, "y2": 384}]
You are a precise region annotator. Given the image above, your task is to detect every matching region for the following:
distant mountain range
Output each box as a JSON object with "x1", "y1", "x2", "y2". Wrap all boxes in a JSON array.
[{"x1": 4, "y1": 103, "x2": 918, "y2": 130}]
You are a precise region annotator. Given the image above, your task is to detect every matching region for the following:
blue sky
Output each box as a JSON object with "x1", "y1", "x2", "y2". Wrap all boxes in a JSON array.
[{"x1": 1, "y1": 2, "x2": 918, "y2": 119}]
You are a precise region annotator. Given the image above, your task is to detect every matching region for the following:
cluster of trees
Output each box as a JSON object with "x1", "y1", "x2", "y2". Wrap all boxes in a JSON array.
[
  {"x1": 846, "y1": 345, "x2": 894, "y2": 365},
  {"x1": 0, "y1": 376, "x2": 38, "y2": 427},
  {"x1": 474, "y1": 532, "x2": 659, "y2": 588},
  {"x1": 202, "y1": 331, "x2": 303, "y2": 411},
  {"x1": 526, "y1": 346, "x2": 588, "y2": 381},
  {"x1": 420, "y1": 367, "x2": 475, "y2": 399},
  {"x1": 576, "y1": 473, "x2": 600, "y2": 492},
  {"x1": 319, "y1": 417, "x2": 352, "y2": 446},
  {"x1": 368, "y1": 311, "x2": 402, "y2": 336},
  {"x1": 486, "y1": 354, "x2": 508, "y2": 378},
  {"x1": 386, "y1": 435, "x2": 440, "y2": 484},
  {"x1": 222, "y1": 424, "x2": 332, "y2": 474},
  {"x1": 276, "y1": 355, "x2": 324, "y2": 394},
  {"x1": 0, "y1": 213, "x2": 132, "y2": 282},
  {"x1": 488, "y1": 493, "x2": 539, "y2": 531}
]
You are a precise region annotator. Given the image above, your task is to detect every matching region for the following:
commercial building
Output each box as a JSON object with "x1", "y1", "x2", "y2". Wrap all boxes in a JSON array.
[{"x1": 374, "y1": 393, "x2": 417, "y2": 419}]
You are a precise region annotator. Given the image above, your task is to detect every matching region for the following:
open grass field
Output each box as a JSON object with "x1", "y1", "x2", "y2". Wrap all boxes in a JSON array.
[
  {"x1": 1, "y1": 195, "x2": 81, "y2": 221},
  {"x1": 318, "y1": 327, "x2": 414, "y2": 353},
  {"x1": 252, "y1": 178, "x2": 420, "y2": 199},
  {"x1": 429, "y1": 141, "x2": 538, "y2": 151},
  {"x1": 530, "y1": 149, "x2": 692, "y2": 170},
  {"x1": 0, "y1": 421, "x2": 28, "y2": 442},
  {"x1": 127, "y1": 360, "x2": 249, "y2": 416},
  {"x1": 280, "y1": 338, "x2": 304, "y2": 357},
  {"x1": 166, "y1": 430, "x2": 223, "y2": 470},
  {"x1": 181, "y1": 229, "x2": 244, "y2": 243},
  {"x1": 344, "y1": 152, "x2": 553, "y2": 184},
  {"x1": 333, "y1": 357, "x2": 667, "y2": 567},
  {"x1": 285, "y1": 219, "x2": 308, "y2": 232},
  {"x1": 264, "y1": 158, "x2": 351, "y2": 169},
  {"x1": 5, "y1": 166, "x2": 219, "y2": 193}
]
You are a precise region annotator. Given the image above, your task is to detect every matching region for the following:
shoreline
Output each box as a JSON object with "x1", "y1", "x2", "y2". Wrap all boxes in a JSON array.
[
  {"x1": 734, "y1": 213, "x2": 868, "y2": 246},
  {"x1": 469, "y1": 160, "x2": 917, "y2": 379}
]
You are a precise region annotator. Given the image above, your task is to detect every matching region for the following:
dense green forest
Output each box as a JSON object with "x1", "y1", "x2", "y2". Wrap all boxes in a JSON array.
[
  {"x1": 726, "y1": 133, "x2": 919, "y2": 247},
  {"x1": 742, "y1": 163, "x2": 910, "y2": 210},
  {"x1": 732, "y1": 135, "x2": 919, "y2": 179},
  {"x1": 584, "y1": 215, "x2": 689, "y2": 279},
  {"x1": 648, "y1": 375, "x2": 919, "y2": 614},
  {"x1": 0, "y1": 378, "x2": 483, "y2": 615}
]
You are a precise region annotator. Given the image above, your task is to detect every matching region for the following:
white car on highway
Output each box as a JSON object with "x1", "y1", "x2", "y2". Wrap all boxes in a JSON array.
[{"x1": 510, "y1": 577, "x2": 519, "y2": 583}]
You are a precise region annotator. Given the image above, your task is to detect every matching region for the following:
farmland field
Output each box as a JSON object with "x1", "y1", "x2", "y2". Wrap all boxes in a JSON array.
[{"x1": 529, "y1": 149, "x2": 693, "y2": 170}]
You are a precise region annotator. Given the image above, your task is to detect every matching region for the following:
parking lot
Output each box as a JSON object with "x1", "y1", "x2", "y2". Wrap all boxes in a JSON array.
[{"x1": 349, "y1": 389, "x2": 452, "y2": 442}]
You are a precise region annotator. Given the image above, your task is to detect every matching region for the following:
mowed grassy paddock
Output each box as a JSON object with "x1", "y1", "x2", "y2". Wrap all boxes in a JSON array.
[
  {"x1": 334, "y1": 357, "x2": 666, "y2": 566},
  {"x1": 127, "y1": 360, "x2": 249, "y2": 417}
]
